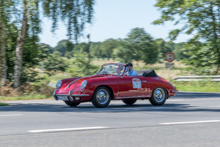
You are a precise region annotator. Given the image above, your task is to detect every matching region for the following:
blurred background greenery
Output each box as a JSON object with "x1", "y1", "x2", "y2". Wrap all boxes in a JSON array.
[{"x1": 0, "y1": 0, "x2": 220, "y2": 101}]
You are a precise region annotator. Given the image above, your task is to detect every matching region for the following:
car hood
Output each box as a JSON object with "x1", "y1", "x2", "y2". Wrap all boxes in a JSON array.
[{"x1": 60, "y1": 74, "x2": 108, "y2": 90}]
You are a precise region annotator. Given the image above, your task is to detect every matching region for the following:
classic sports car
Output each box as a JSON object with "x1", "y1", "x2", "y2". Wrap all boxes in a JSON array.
[{"x1": 53, "y1": 63, "x2": 178, "y2": 108}]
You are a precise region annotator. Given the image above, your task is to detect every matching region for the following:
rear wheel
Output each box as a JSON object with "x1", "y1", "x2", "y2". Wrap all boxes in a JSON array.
[
  {"x1": 122, "y1": 99, "x2": 137, "y2": 105},
  {"x1": 64, "y1": 101, "x2": 80, "y2": 107},
  {"x1": 149, "y1": 88, "x2": 167, "y2": 106},
  {"x1": 92, "y1": 86, "x2": 111, "y2": 108}
]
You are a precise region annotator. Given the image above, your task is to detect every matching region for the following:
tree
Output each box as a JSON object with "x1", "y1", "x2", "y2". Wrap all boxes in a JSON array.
[
  {"x1": 44, "y1": 52, "x2": 68, "y2": 76},
  {"x1": 172, "y1": 42, "x2": 188, "y2": 60},
  {"x1": 13, "y1": 0, "x2": 41, "y2": 88},
  {"x1": 155, "y1": 38, "x2": 172, "y2": 61},
  {"x1": 54, "y1": 40, "x2": 74, "y2": 56},
  {"x1": 73, "y1": 42, "x2": 88, "y2": 53},
  {"x1": 101, "y1": 39, "x2": 118, "y2": 60},
  {"x1": 126, "y1": 28, "x2": 158, "y2": 65},
  {"x1": 153, "y1": 0, "x2": 220, "y2": 74},
  {"x1": 90, "y1": 42, "x2": 103, "y2": 59},
  {"x1": 39, "y1": 43, "x2": 54, "y2": 54},
  {"x1": 66, "y1": 52, "x2": 99, "y2": 77},
  {"x1": 0, "y1": 0, "x2": 14, "y2": 87},
  {"x1": 6, "y1": 0, "x2": 95, "y2": 88},
  {"x1": 113, "y1": 39, "x2": 133, "y2": 63},
  {"x1": 42, "y1": 0, "x2": 95, "y2": 41},
  {"x1": 4, "y1": 23, "x2": 49, "y2": 84}
]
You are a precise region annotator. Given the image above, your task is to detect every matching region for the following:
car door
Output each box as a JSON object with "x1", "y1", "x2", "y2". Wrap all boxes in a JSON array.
[{"x1": 118, "y1": 75, "x2": 149, "y2": 98}]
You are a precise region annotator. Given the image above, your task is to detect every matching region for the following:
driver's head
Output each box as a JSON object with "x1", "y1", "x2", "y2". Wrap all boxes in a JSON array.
[
  {"x1": 126, "y1": 63, "x2": 133, "y2": 71},
  {"x1": 115, "y1": 65, "x2": 122, "y2": 74}
]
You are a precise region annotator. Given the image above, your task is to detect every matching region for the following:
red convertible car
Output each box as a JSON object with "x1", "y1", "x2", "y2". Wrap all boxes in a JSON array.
[{"x1": 53, "y1": 63, "x2": 178, "y2": 108}]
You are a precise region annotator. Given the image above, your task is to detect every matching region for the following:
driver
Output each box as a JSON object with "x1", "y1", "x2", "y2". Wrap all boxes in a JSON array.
[
  {"x1": 126, "y1": 63, "x2": 138, "y2": 76},
  {"x1": 115, "y1": 65, "x2": 122, "y2": 75}
]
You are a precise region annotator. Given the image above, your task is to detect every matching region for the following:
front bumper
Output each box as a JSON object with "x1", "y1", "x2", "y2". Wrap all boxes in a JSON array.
[
  {"x1": 53, "y1": 90, "x2": 89, "y2": 101},
  {"x1": 170, "y1": 89, "x2": 178, "y2": 96},
  {"x1": 171, "y1": 89, "x2": 178, "y2": 93}
]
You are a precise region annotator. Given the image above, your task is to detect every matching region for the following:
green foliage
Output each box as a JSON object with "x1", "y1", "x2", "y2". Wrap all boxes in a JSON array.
[
  {"x1": 113, "y1": 40, "x2": 133, "y2": 63},
  {"x1": 183, "y1": 41, "x2": 218, "y2": 75},
  {"x1": 0, "y1": 102, "x2": 9, "y2": 106},
  {"x1": 44, "y1": 52, "x2": 68, "y2": 76},
  {"x1": 66, "y1": 52, "x2": 99, "y2": 77},
  {"x1": 153, "y1": 0, "x2": 220, "y2": 74},
  {"x1": 1, "y1": 0, "x2": 95, "y2": 88},
  {"x1": 101, "y1": 39, "x2": 118, "y2": 60},
  {"x1": 4, "y1": 23, "x2": 49, "y2": 84},
  {"x1": 155, "y1": 38, "x2": 172, "y2": 61},
  {"x1": 172, "y1": 42, "x2": 189, "y2": 61},
  {"x1": 54, "y1": 40, "x2": 74, "y2": 56},
  {"x1": 73, "y1": 42, "x2": 88, "y2": 53},
  {"x1": 39, "y1": 43, "x2": 54, "y2": 54},
  {"x1": 65, "y1": 51, "x2": 73, "y2": 59},
  {"x1": 42, "y1": 0, "x2": 95, "y2": 41},
  {"x1": 119, "y1": 28, "x2": 158, "y2": 65},
  {"x1": 90, "y1": 42, "x2": 103, "y2": 59}
]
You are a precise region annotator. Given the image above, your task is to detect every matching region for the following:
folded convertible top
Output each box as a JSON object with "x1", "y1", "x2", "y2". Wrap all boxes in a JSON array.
[{"x1": 142, "y1": 69, "x2": 158, "y2": 77}]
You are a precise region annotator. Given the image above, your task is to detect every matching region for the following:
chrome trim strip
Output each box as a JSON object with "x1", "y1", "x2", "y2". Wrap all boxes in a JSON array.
[
  {"x1": 56, "y1": 94, "x2": 89, "y2": 97},
  {"x1": 66, "y1": 79, "x2": 79, "y2": 89},
  {"x1": 115, "y1": 95, "x2": 149, "y2": 99},
  {"x1": 172, "y1": 90, "x2": 178, "y2": 93},
  {"x1": 72, "y1": 94, "x2": 89, "y2": 97}
]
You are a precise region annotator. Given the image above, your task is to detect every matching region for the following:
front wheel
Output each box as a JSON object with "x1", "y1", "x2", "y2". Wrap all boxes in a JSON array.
[
  {"x1": 149, "y1": 88, "x2": 167, "y2": 106},
  {"x1": 92, "y1": 86, "x2": 111, "y2": 108},
  {"x1": 64, "y1": 101, "x2": 80, "y2": 107},
  {"x1": 122, "y1": 99, "x2": 137, "y2": 105}
]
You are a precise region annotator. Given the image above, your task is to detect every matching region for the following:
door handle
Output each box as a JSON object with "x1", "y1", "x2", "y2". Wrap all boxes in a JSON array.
[{"x1": 142, "y1": 81, "x2": 147, "y2": 83}]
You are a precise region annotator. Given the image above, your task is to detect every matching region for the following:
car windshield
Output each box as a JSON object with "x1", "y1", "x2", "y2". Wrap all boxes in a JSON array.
[{"x1": 96, "y1": 64, "x2": 125, "y2": 75}]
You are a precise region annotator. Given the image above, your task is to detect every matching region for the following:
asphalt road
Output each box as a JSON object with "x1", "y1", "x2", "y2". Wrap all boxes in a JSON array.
[{"x1": 0, "y1": 92, "x2": 220, "y2": 147}]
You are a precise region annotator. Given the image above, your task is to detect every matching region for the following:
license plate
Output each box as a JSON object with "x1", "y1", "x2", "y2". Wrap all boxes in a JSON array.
[{"x1": 57, "y1": 96, "x2": 69, "y2": 100}]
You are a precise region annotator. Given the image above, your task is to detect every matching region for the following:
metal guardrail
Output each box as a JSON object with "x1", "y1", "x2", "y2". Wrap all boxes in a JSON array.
[{"x1": 173, "y1": 75, "x2": 220, "y2": 81}]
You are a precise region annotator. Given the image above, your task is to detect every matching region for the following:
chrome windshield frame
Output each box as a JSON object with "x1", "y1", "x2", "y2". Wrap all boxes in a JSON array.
[{"x1": 96, "y1": 63, "x2": 126, "y2": 76}]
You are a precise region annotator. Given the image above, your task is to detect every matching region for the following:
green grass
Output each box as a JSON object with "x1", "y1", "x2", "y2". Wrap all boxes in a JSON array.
[
  {"x1": 0, "y1": 94, "x2": 52, "y2": 101},
  {"x1": 0, "y1": 102, "x2": 9, "y2": 106},
  {"x1": 172, "y1": 81, "x2": 220, "y2": 93}
]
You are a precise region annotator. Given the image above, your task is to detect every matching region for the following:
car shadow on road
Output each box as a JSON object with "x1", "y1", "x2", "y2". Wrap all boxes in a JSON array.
[
  {"x1": 174, "y1": 92, "x2": 220, "y2": 99},
  {"x1": 0, "y1": 102, "x2": 220, "y2": 113}
]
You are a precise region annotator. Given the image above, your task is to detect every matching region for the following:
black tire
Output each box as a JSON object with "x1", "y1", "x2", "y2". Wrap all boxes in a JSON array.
[
  {"x1": 92, "y1": 86, "x2": 111, "y2": 108},
  {"x1": 122, "y1": 99, "x2": 137, "y2": 105},
  {"x1": 149, "y1": 87, "x2": 167, "y2": 106},
  {"x1": 64, "y1": 101, "x2": 80, "y2": 107}
]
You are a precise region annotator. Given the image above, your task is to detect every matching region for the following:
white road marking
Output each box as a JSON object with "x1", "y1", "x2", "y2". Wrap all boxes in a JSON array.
[
  {"x1": 209, "y1": 106, "x2": 220, "y2": 108},
  {"x1": 0, "y1": 114, "x2": 22, "y2": 117},
  {"x1": 168, "y1": 99, "x2": 184, "y2": 101},
  {"x1": 28, "y1": 126, "x2": 109, "y2": 133},
  {"x1": 160, "y1": 120, "x2": 220, "y2": 125}
]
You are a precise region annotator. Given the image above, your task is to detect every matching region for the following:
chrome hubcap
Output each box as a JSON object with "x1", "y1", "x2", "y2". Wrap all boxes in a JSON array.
[
  {"x1": 96, "y1": 89, "x2": 109, "y2": 104},
  {"x1": 154, "y1": 88, "x2": 165, "y2": 102}
]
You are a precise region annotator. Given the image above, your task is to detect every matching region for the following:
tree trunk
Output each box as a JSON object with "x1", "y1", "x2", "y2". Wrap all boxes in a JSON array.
[
  {"x1": 14, "y1": 1, "x2": 27, "y2": 88},
  {"x1": 0, "y1": 19, "x2": 7, "y2": 87},
  {"x1": 210, "y1": 2, "x2": 220, "y2": 74}
]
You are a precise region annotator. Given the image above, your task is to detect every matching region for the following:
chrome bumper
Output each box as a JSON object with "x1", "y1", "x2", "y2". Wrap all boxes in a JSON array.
[
  {"x1": 171, "y1": 89, "x2": 178, "y2": 93},
  {"x1": 53, "y1": 90, "x2": 89, "y2": 101}
]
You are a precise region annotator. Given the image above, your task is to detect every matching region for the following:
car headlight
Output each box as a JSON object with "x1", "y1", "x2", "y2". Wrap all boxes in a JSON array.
[
  {"x1": 56, "y1": 80, "x2": 62, "y2": 89},
  {"x1": 81, "y1": 80, "x2": 87, "y2": 89}
]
